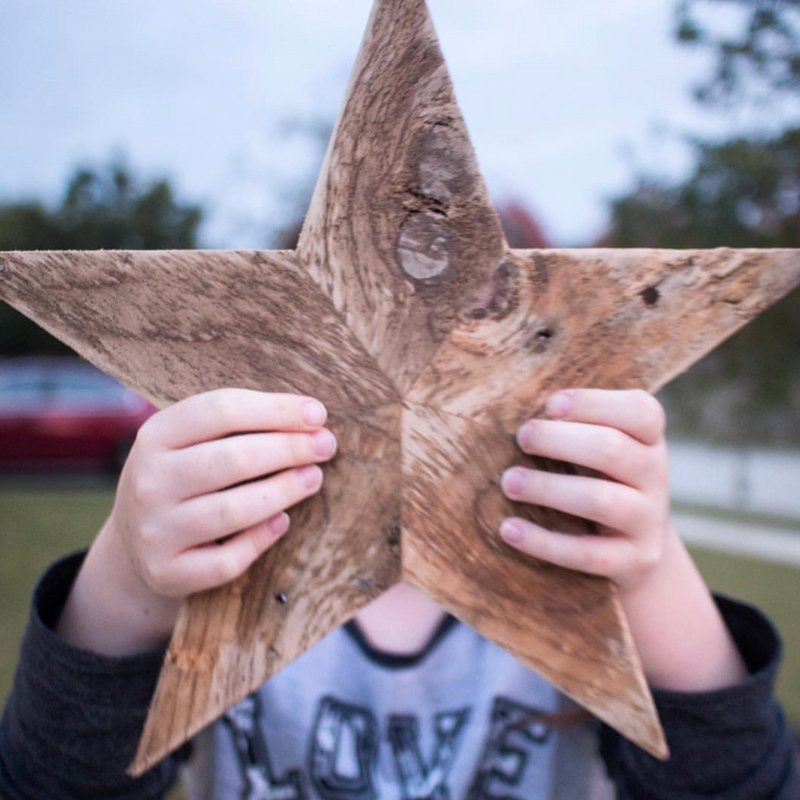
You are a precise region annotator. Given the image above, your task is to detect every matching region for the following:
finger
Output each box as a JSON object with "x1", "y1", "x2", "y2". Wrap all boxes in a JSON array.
[
  {"x1": 165, "y1": 429, "x2": 337, "y2": 499},
  {"x1": 545, "y1": 389, "x2": 666, "y2": 445},
  {"x1": 169, "y1": 513, "x2": 291, "y2": 594},
  {"x1": 145, "y1": 389, "x2": 328, "y2": 450},
  {"x1": 498, "y1": 517, "x2": 639, "y2": 578},
  {"x1": 173, "y1": 464, "x2": 323, "y2": 549},
  {"x1": 501, "y1": 467, "x2": 648, "y2": 533},
  {"x1": 516, "y1": 418, "x2": 653, "y2": 488}
]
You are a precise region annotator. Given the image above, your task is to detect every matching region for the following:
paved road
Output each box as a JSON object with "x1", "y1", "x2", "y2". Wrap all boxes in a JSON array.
[
  {"x1": 673, "y1": 511, "x2": 800, "y2": 567},
  {"x1": 669, "y1": 440, "x2": 800, "y2": 519}
]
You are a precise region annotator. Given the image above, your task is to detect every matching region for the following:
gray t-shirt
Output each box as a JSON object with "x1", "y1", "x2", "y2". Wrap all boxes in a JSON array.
[{"x1": 182, "y1": 616, "x2": 612, "y2": 800}]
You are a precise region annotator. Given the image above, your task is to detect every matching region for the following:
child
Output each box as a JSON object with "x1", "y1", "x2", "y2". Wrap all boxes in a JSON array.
[{"x1": 1, "y1": 387, "x2": 797, "y2": 798}]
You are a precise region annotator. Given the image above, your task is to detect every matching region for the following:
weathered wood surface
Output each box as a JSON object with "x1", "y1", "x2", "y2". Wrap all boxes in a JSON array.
[
  {"x1": 401, "y1": 403, "x2": 663, "y2": 755},
  {"x1": 409, "y1": 247, "x2": 800, "y2": 431},
  {"x1": 1, "y1": 0, "x2": 800, "y2": 776},
  {"x1": 0, "y1": 249, "x2": 397, "y2": 412},
  {"x1": 135, "y1": 405, "x2": 403, "y2": 772},
  {"x1": 297, "y1": 0, "x2": 505, "y2": 395}
]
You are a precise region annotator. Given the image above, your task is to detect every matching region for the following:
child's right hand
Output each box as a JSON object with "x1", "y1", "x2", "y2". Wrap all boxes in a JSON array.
[{"x1": 55, "y1": 389, "x2": 336, "y2": 656}]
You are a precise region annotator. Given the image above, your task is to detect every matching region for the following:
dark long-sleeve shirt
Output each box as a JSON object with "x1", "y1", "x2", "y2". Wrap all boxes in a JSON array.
[{"x1": 1, "y1": 551, "x2": 798, "y2": 798}]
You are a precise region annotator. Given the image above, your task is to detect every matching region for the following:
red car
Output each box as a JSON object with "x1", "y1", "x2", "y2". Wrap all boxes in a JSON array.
[{"x1": 0, "y1": 357, "x2": 157, "y2": 473}]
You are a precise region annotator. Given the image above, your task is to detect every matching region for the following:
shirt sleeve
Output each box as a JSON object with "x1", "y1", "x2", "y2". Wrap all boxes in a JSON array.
[
  {"x1": 0, "y1": 551, "x2": 180, "y2": 800},
  {"x1": 600, "y1": 594, "x2": 800, "y2": 799}
]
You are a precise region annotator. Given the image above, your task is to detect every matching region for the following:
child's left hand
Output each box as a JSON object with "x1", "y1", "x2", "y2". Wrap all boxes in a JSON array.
[
  {"x1": 499, "y1": 387, "x2": 748, "y2": 692},
  {"x1": 499, "y1": 387, "x2": 671, "y2": 593}
]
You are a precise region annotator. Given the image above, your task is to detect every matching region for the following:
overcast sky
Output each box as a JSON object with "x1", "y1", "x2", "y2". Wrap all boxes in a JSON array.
[{"x1": 1, "y1": 0, "x2": 796, "y2": 247}]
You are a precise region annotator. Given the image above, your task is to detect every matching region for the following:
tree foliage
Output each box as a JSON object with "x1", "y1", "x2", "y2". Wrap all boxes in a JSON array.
[
  {"x1": 675, "y1": 0, "x2": 800, "y2": 105},
  {"x1": 602, "y1": 0, "x2": 800, "y2": 444},
  {"x1": 605, "y1": 128, "x2": 800, "y2": 444},
  {"x1": 608, "y1": 128, "x2": 800, "y2": 248},
  {"x1": 0, "y1": 160, "x2": 202, "y2": 356}
]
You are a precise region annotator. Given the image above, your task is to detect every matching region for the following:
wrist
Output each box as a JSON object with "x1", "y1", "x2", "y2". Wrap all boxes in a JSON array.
[
  {"x1": 618, "y1": 527, "x2": 748, "y2": 691},
  {"x1": 56, "y1": 517, "x2": 180, "y2": 656}
]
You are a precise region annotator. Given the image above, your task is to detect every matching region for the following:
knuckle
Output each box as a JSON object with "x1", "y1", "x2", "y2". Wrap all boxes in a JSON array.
[
  {"x1": 575, "y1": 547, "x2": 596, "y2": 572},
  {"x1": 587, "y1": 487, "x2": 616, "y2": 521},
  {"x1": 138, "y1": 520, "x2": 159, "y2": 547},
  {"x1": 600, "y1": 430, "x2": 625, "y2": 464},
  {"x1": 214, "y1": 443, "x2": 244, "y2": 477},
  {"x1": 579, "y1": 548, "x2": 610, "y2": 575},
  {"x1": 638, "y1": 392, "x2": 666, "y2": 437},
  {"x1": 133, "y1": 421, "x2": 151, "y2": 451},
  {"x1": 244, "y1": 531, "x2": 263, "y2": 562},
  {"x1": 216, "y1": 550, "x2": 242, "y2": 585},
  {"x1": 134, "y1": 417, "x2": 159, "y2": 453},
  {"x1": 143, "y1": 559, "x2": 170, "y2": 594},
  {"x1": 207, "y1": 390, "x2": 237, "y2": 429},
  {"x1": 638, "y1": 542, "x2": 662, "y2": 571},
  {"x1": 216, "y1": 495, "x2": 241, "y2": 531},
  {"x1": 632, "y1": 388, "x2": 652, "y2": 408},
  {"x1": 132, "y1": 474, "x2": 160, "y2": 507},
  {"x1": 641, "y1": 450, "x2": 668, "y2": 487}
]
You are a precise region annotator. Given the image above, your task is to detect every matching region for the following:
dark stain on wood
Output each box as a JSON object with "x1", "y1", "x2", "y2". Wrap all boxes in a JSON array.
[
  {"x1": 461, "y1": 259, "x2": 521, "y2": 322},
  {"x1": 641, "y1": 285, "x2": 661, "y2": 307},
  {"x1": 523, "y1": 316, "x2": 560, "y2": 354}
]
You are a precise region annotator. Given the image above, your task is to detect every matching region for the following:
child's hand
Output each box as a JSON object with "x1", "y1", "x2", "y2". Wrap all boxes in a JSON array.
[
  {"x1": 499, "y1": 388, "x2": 670, "y2": 593},
  {"x1": 56, "y1": 389, "x2": 336, "y2": 655},
  {"x1": 499, "y1": 388, "x2": 747, "y2": 691}
]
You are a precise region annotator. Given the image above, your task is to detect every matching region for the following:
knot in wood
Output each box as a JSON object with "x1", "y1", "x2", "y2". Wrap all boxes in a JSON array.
[{"x1": 397, "y1": 211, "x2": 453, "y2": 280}]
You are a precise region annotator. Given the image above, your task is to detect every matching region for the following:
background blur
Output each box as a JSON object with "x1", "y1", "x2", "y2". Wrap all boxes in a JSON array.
[{"x1": 1, "y1": 0, "x2": 798, "y2": 782}]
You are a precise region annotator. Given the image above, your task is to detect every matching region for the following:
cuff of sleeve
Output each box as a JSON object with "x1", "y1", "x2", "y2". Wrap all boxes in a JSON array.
[
  {"x1": 649, "y1": 592, "x2": 781, "y2": 715},
  {"x1": 0, "y1": 551, "x2": 174, "y2": 798},
  {"x1": 601, "y1": 593, "x2": 799, "y2": 799},
  {"x1": 27, "y1": 550, "x2": 168, "y2": 704}
]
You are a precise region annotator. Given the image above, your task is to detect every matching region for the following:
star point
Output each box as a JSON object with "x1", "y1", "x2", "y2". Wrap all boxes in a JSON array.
[{"x1": 1, "y1": 0, "x2": 798, "y2": 774}]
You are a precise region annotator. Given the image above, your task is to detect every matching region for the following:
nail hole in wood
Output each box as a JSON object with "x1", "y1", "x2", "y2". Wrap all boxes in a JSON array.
[{"x1": 641, "y1": 286, "x2": 660, "y2": 307}]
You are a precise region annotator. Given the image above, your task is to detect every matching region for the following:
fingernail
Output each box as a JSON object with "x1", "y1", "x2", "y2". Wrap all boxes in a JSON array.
[
  {"x1": 303, "y1": 400, "x2": 327, "y2": 427},
  {"x1": 547, "y1": 392, "x2": 572, "y2": 418},
  {"x1": 299, "y1": 464, "x2": 323, "y2": 489},
  {"x1": 269, "y1": 512, "x2": 290, "y2": 537},
  {"x1": 500, "y1": 519, "x2": 523, "y2": 544},
  {"x1": 311, "y1": 429, "x2": 337, "y2": 457},
  {"x1": 502, "y1": 468, "x2": 526, "y2": 498},
  {"x1": 517, "y1": 422, "x2": 535, "y2": 451}
]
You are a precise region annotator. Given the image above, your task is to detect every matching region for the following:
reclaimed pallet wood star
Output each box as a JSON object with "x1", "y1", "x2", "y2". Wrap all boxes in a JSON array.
[{"x1": 2, "y1": 0, "x2": 799, "y2": 776}]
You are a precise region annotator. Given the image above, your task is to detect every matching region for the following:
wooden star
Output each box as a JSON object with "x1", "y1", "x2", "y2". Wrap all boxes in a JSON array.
[{"x1": 1, "y1": 0, "x2": 798, "y2": 776}]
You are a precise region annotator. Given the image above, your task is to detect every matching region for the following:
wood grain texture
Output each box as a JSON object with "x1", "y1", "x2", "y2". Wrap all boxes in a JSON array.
[
  {"x1": 133, "y1": 404, "x2": 403, "y2": 773},
  {"x1": 297, "y1": 0, "x2": 505, "y2": 394},
  {"x1": 0, "y1": 250, "x2": 397, "y2": 412},
  {"x1": 408, "y1": 248, "x2": 800, "y2": 431},
  {"x1": 400, "y1": 402, "x2": 664, "y2": 757},
  {"x1": 2, "y1": 0, "x2": 800, "y2": 776}
]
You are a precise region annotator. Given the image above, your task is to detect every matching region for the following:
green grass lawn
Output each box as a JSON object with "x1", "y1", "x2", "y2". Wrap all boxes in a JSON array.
[
  {"x1": 0, "y1": 486, "x2": 187, "y2": 798},
  {"x1": 1, "y1": 487, "x2": 798, "y2": 784},
  {"x1": 0, "y1": 487, "x2": 113, "y2": 702}
]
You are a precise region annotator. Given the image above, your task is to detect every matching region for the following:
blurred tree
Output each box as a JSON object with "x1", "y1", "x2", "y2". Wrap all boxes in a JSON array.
[
  {"x1": 603, "y1": 4, "x2": 800, "y2": 444},
  {"x1": 603, "y1": 131, "x2": 800, "y2": 444},
  {"x1": 605, "y1": 130, "x2": 800, "y2": 249},
  {"x1": 675, "y1": 0, "x2": 800, "y2": 106},
  {"x1": 0, "y1": 159, "x2": 202, "y2": 356}
]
